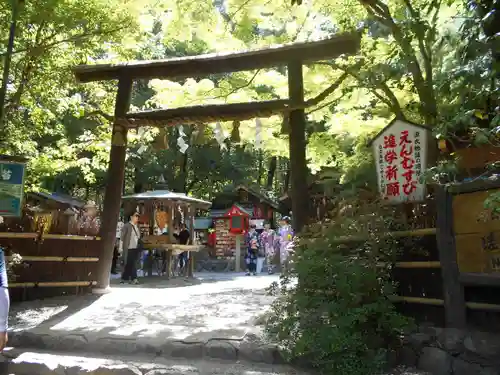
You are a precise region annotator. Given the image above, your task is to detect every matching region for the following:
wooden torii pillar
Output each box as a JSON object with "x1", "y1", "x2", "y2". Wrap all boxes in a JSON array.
[{"x1": 73, "y1": 34, "x2": 360, "y2": 291}]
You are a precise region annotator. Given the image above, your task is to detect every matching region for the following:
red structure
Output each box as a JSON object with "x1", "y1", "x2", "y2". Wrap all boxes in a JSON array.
[{"x1": 225, "y1": 205, "x2": 250, "y2": 234}]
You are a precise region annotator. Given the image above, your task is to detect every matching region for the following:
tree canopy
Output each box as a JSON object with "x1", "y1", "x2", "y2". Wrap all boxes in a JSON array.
[{"x1": 0, "y1": 0, "x2": 497, "y2": 201}]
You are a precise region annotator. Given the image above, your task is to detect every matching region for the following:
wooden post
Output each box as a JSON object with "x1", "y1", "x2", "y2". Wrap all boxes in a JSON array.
[
  {"x1": 165, "y1": 202, "x2": 175, "y2": 279},
  {"x1": 235, "y1": 234, "x2": 241, "y2": 272},
  {"x1": 436, "y1": 185, "x2": 466, "y2": 328},
  {"x1": 188, "y1": 208, "x2": 195, "y2": 277},
  {"x1": 147, "y1": 201, "x2": 154, "y2": 277},
  {"x1": 94, "y1": 77, "x2": 132, "y2": 291},
  {"x1": 287, "y1": 60, "x2": 309, "y2": 233}
]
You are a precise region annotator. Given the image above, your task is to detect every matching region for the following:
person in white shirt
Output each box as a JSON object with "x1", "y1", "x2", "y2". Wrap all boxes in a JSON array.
[{"x1": 120, "y1": 212, "x2": 141, "y2": 285}]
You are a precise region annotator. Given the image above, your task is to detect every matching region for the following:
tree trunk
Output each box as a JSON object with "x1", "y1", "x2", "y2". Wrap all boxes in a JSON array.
[
  {"x1": 133, "y1": 165, "x2": 143, "y2": 193},
  {"x1": 267, "y1": 156, "x2": 277, "y2": 190},
  {"x1": 177, "y1": 152, "x2": 189, "y2": 193},
  {"x1": 284, "y1": 165, "x2": 291, "y2": 193}
]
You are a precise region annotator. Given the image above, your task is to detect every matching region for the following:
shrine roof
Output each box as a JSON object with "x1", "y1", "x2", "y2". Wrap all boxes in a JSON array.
[
  {"x1": 121, "y1": 190, "x2": 211, "y2": 209},
  {"x1": 27, "y1": 191, "x2": 85, "y2": 209},
  {"x1": 211, "y1": 204, "x2": 253, "y2": 218}
]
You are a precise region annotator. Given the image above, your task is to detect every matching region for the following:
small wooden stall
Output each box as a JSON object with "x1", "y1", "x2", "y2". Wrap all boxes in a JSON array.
[
  {"x1": 193, "y1": 217, "x2": 213, "y2": 247},
  {"x1": 25, "y1": 191, "x2": 85, "y2": 234},
  {"x1": 0, "y1": 157, "x2": 101, "y2": 301},
  {"x1": 212, "y1": 204, "x2": 251, "y2": 272},
  {"x1": 121, "y1": 190, "x2": 211, "y2": 279},
  {"x1": 211, "y1": 185, "x2": 280, "y2": 225},
  {"x1": 210, "y1": 185, "x2": 281, "y2": 271},
  {"x1": 279, "y1": 169, "x2": 338, "y2": 222}
]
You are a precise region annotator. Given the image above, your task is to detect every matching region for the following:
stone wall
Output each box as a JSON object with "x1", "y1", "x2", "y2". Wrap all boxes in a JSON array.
[{"x1": 395, "y1": 325, "x2": 500, "y2": 375}]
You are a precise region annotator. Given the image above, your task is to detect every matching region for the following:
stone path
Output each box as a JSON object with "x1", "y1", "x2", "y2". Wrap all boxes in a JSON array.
[
  {"x1": 1, "y1": 348, "x2": 304, "y2": 375},
  {"x1": 7, "y1": 273, "x2": 282, "y2": 364},
  {"x1": 2, "y1": 272, "x2": 430, "y2": 375}
]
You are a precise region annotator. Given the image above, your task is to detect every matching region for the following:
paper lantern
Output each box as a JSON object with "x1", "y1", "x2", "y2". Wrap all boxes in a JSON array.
[
  {"x1": 231, "y1": 120, "x2": 241, "y2": 143},
  {"x1": 193, "y1": 124, "x2": 207, "y2": 145},
  {"x1": 153, "y1": 128, "x2": 168, "y2": 150}
]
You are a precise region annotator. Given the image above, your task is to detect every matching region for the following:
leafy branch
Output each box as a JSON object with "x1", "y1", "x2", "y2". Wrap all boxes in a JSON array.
[
  {"x1": 0, "y1": 25, "x2": 128, "y2": 58},
  {"x1": 359, "y1": 0, "x2": 438, "y2": 124},
  {"x1": 316, "y1": 61, "x2": 405, "y2": 119}
]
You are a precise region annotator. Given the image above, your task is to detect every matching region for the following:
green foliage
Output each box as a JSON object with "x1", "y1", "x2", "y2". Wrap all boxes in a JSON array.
[
  {"x1": 265, "y1": 197, "x2": 414, "y2": 375},
  {"x1": 0, "y1": 0, "x2": 144, "y2": 198},
  {"x1": 0, "y1": 0, "x2": 496, "y2": 203}
]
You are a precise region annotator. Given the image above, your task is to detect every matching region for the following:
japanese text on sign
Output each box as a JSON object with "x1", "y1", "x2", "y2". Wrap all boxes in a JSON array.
[
  {"x1": 0, "y1": 160, "x2": 26, "y2": 217},
  {"x1": 372, "y1": 120, "x2": 428, "y2": 204}
]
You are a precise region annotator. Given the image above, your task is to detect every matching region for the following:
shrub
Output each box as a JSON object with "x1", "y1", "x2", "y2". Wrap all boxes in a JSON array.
[
  {"x1": 265, "y1": 196, "x2": 414, "y2": 375},
  {"x1": 7, "y1": 252, "x2": 23, "y2": 281}
]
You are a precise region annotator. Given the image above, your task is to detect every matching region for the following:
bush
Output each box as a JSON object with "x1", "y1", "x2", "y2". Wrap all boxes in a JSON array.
[{"x1": 265, "y1": 196, "x2": 414, "y2": 375}]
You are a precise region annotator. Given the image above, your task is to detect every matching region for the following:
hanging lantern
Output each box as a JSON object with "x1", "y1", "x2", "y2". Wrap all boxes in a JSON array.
[
  {"x1": 230, "y1": 120, "x2": 241, "y2": 143},
  {"x1": 280, "y1": 115, "x2": 290, "y2": 135},
  {"x1": 192, "y1": 123, "x2": 207, "y2": 145},
  {"x1": 153, "y1": 127, "x2": 169, "y2": 150}
]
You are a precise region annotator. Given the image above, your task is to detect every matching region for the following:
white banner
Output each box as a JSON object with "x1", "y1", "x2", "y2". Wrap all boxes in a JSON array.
[{"x1": 372, "y1": 120, "x2": 429, "y2": 204}]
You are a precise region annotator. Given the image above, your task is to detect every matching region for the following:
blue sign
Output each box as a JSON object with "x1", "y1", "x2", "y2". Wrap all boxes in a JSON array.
[{"x1": 0, "y1": 161, "x2": 25, "y2": 217}]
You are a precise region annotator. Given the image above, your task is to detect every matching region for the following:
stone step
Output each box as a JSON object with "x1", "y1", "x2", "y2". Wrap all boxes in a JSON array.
[
  {"x1": 0, "y1": 348, "x2": 305, "y2": 375},
  {"x1": 8, "y1": 330, "x2": 283, "y2": 365}
]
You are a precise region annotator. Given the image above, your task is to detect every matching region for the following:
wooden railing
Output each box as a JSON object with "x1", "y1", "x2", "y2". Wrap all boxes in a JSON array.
[{"x1": 0, "y1": 232, "x2": 100, "y2": 301}]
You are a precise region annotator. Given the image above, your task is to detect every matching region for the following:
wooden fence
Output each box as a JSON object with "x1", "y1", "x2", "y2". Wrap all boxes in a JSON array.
[
  {"x1": 0, "y1": 233, "x2": 100, "y2": 302},
  {"x1": 333, "y1": 182, "x2": 500, "y2": 331}
]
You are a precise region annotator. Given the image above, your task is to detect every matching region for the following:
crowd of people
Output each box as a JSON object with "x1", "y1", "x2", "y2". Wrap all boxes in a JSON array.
[
  {"x1": 244, "y1": 216, "x2": 294, "y2": 276},
  {"x1": 112, "y1": 211, "x2": 295, "y2": 283}
]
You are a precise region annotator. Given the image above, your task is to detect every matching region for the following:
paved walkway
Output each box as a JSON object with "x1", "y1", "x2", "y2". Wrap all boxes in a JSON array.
[
  {"x1": 7, "y1": 273, "x2": 282, "y2": 364},
  {"x1": 2, "y1": 272, "x2": 428, "y2": 375}
]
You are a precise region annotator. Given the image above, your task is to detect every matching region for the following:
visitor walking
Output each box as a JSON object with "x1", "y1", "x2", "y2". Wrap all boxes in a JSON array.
[
  {"x1": 120, "y1": 212, "x2": 142, "y2": 285},
  {"x1": 276, "y1": 216, "x2": 294, "y2": 271},
  {"x1": 0, "y1": 246, "x2": 9, "y2": 351},
  {"x1": 245, "y1": 224, "x2": 260, "y2": 276},
  {"x1": 260, "y1": 221, "x2": 276, "y2": 274}
]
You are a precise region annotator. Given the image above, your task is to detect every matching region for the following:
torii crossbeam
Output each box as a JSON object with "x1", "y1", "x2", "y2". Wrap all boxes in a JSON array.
[{"x1": 73, "y1": 33, "x2": 360, "y2": 291}]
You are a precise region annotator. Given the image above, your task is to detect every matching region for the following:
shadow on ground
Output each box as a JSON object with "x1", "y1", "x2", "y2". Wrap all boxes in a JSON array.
[{"x1": 8, "y1": 273, "x2": 278, "y2": 343}]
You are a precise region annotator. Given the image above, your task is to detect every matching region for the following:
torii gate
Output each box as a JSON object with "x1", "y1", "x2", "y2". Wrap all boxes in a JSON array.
[{"x1": 73, "y1": 33, "x2": 360, "y2": 290}]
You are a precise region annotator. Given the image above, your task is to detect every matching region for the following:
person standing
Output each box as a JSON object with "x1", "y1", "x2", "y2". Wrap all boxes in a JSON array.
[
  {"x1": 120, "y1": 212, "x2": 141, "y2": 285},
  {"x1": 260, "y1": 222, "x2": 276, "y2": 274},
  {"x1": 173, "y1": 223, "x2": 190, "y2": 275},
  {"x1": 276, "y1": 216, "x2": 294, "y2": 271},
  {"x1": 0, "y1": 246, "x2": 9, "y2": 351},
  {"x1": 245, "y1": 224, "x2": 260, "y2": 276}
]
